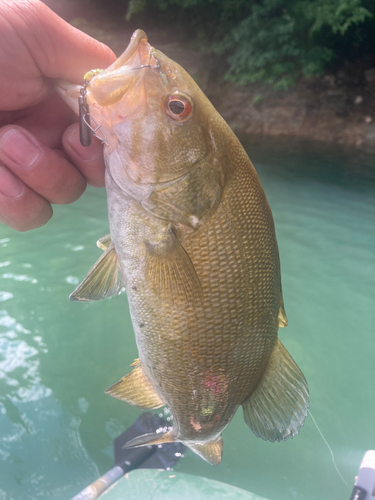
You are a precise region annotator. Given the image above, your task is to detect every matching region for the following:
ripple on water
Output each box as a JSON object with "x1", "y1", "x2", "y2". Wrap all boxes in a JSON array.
[
  {"x1": 65, "y1": 276, "x2": 79, "y2": 285},
  {"x1": 0, "y1": 292, "x2": 13, "y2": 302},
  {"x1": 0, "y1": 238, "x2": 10, "y2": 248},
  {"x1": 0, "y1": 310, "x2": 46, "y2": 396},
  {"x1": 0, "y1": 306, "x2": 98, "y2": 498},
  {"x1": 1, "y1": 273, "x2": 38, "y2": 284}
]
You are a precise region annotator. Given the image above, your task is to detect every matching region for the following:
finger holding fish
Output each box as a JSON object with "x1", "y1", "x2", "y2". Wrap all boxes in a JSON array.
[
  {"x1": 0, "y1": 124, "x2": 86, "y2": 205},
  {"x1": 0, "y1": 121, "x2": 108, "y2": 231},
  {"x1": 62, "y1": 124, "x2": 106, "y2": 188},
  {"x1": 0, "y1": 163, "x2": 52, "y2": 231}
]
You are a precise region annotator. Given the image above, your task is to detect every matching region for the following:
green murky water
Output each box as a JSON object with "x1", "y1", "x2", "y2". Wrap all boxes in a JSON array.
[{"x1": 0, "y1": 138, "x2": 374, "y2": 500}]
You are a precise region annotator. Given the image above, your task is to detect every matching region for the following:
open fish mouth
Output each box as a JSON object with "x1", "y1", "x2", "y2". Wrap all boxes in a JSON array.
[
  {"x1": 86, "y1": 30, "x2": 154, "y2": 107},
  {"x1": 55, "y1": 29, "x2": 154, "y2": 113}
]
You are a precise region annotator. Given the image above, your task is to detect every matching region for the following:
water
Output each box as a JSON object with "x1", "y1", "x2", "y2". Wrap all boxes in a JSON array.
[{"x1": 0, "y1": 138, "x2": 374, "y2": 500}]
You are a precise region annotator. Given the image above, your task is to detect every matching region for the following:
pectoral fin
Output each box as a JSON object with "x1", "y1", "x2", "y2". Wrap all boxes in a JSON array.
[
  {"x1": 187, "y1": 436, "x2": 223, "y2": 466},
  {"x1": 242, "y1": 338, "x2": 309, "y2": 442},
  {"x1": 145, "y1": 227, "x2": 202, "y2": 304},
  {"x1": 105, "y1": 359, "x2": 165, "y2": 410},
  {"x1": 70, "y1": 243, "x2": 122, "y2": 301}
]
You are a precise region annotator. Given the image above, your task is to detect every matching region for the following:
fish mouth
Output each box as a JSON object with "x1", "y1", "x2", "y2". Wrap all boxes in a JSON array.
[
  {"x1": 55, "y1": 29, "x2": 153, "y2": 114},
  {"x1": 108, "y1": 29, "x2": 150, "y2": 73},
  {"x1": 87, "y1": 30, "x2": 153, "y2": 107}
]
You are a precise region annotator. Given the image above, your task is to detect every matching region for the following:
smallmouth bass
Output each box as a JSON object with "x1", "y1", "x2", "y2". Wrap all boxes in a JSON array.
[{"x1": 56, "y1": 30, "x2": 309, "y2": 465}]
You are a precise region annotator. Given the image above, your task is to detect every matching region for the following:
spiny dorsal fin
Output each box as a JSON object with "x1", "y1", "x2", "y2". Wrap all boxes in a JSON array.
[
  {"x1": 70, "y1": 243, "x2": 122, "y2": 301},
  {"x1": 187, "y1": 435, "x2": 223, "y2": 466},
  {"x1": 242, "y1": 338, "x2": 309, "y2": 442},
  {"x1": 105, "y1": 359, "x2": 164, "y2": 410},
  {"x1": 145, "y1": 226, "x2": 202, "y2": 305},
  {"x1": 278, "y1": 295, "x2": 288, "y2": 328},
  {"x1": 97, "y1": 234, "x2": 111, "y2": 251},
  {"x1": 124, "y1": 429, "x2": 175, "y2": 449}
]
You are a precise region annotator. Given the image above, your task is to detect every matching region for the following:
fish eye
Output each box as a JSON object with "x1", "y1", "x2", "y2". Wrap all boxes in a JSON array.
[{"x1": 165, "y1": 93, "x2": 193, "y2": 122}]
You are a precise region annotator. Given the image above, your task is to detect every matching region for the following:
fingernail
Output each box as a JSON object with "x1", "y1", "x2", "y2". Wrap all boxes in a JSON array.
[
  {"x1": 0, "y1": 166, "x2": 24, "y2": 198},
  {"x1": 0, "y1": 129, "x2": 41, "y2": 168},
  {"x1": 67, "y1": 127, "x2": 102, "y2": 161}
]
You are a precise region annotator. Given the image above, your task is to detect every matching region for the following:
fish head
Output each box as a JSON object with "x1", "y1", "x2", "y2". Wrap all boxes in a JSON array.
[{"x1": 56, "y1": 30, "x2": 214, "y2": 186}]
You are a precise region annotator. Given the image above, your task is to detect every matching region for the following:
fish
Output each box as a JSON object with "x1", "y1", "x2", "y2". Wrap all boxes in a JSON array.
[{"x1": 56, "y1": 29, "x2": 309, "y2": 466}]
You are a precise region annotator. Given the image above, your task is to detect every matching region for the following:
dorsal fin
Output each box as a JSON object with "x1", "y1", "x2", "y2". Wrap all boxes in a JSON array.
[
  {"x1": 242, "y1": 338, "x2": 309, "y2": 442},
  {"x1": 97, "y1": 234, "x2": 112, "y2": 251},
  {"x1": 70, "y1": 243, "x2": 122, "y2": 301},
  {"x1": 105, "y1": 359, "x2": 164, "y2": 410},
  {"x1": 278, "y1": 307, "x2": 288, "y2": 328},
  {"x1": 278, "y1": 295, "x2": 288, "y2": 327}
]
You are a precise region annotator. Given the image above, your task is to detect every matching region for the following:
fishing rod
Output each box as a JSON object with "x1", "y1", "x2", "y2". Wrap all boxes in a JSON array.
[{"x1": 71, "y1": 413, "x2": 185, "y2": 500}]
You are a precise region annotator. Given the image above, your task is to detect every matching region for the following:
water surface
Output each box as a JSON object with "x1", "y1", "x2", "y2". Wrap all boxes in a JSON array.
[{"x1": 0, "y1": 138, "x2": 374, "y2": 500}]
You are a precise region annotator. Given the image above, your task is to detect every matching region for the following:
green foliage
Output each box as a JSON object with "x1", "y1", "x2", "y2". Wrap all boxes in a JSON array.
[
  {"x1": 127, "y1": 0, "x2": 374, "y2": 89},
  {"x1": 306, "y1": 0, "x2": 372, "y2": 35},
  {"x1": 126, "y1": 0, "x2": 147, "y2": 20}
]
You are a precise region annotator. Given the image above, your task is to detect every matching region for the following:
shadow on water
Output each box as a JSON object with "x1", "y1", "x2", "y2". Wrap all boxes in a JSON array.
[{"x1": 0, "y1": 137, "x2": 374, "y2": 500}]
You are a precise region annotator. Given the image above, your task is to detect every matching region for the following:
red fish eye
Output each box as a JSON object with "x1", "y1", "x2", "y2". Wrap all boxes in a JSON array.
[{"x1": 165, "y1": 94, "x2": 193, "y2": 122}]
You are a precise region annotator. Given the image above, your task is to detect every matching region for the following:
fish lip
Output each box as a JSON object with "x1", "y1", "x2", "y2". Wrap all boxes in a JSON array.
[
  {"x1": 54, "y1": 29, "x2": 151, "y2": 111},
  {"x1": 91, "y1": 29, "x2": 151, "y2": 82},
  {"x1": 110, "y1": 29, "x2": 149, "y2": 70},
  {"x1": 85, "y1": 30, "x2": 153, "y2": 108}
]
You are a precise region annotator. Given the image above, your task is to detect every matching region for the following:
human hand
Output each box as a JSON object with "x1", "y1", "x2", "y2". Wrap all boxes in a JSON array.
[{"x1": 0, "y1": 0, "x2": 116, "y2": 231}]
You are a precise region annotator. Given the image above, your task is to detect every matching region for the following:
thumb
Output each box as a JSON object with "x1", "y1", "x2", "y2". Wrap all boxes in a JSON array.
[{"x1": 5, "y1": 0, "x2": 116, "y2": 83}]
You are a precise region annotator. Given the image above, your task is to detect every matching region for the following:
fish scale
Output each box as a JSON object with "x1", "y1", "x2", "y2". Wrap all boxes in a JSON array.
[
  {"x1": 57, "y1": 29, "x2": 309, "y2": 465},
  {"x1": 132, "y1": 144, "x2": 280, "y2": 439}
]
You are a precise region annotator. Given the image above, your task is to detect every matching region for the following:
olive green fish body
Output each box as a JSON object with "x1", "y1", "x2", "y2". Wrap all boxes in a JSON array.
[{"x1": 57, "y1": 29, "x2": 309, "y2": 465}]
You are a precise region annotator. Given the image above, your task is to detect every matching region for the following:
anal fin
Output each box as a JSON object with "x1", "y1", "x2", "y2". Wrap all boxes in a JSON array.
[
  {"x1": 242, "y1": 338, "x2": 309, "y2": 442},
  {"x1": 187, "y1": 435, "x2": 223, "y2": 466},
  {"x1": 70, "y1": 243, "x2": 122, "y2": 301},
  {"x1": 105, "y1": 359, "x2": 165, "y2": 410}
]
